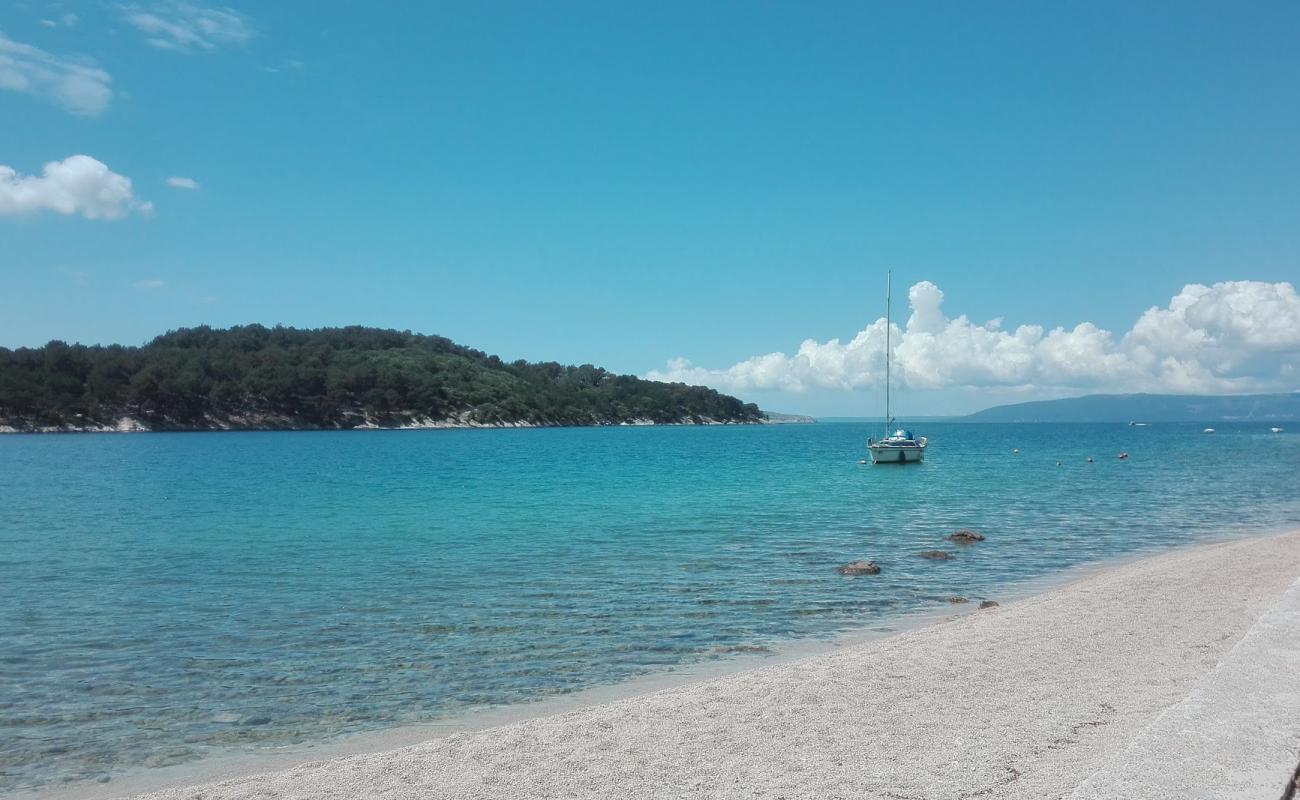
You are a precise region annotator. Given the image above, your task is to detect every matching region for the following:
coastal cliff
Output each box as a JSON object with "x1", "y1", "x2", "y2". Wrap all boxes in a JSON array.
[{"x1": 0, "y1": 325, "x2": 766, "y2": 433}]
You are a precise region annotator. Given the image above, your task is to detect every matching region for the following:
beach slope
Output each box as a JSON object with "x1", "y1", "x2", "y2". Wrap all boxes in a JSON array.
[{"x1": 127, "y1": 531, "x2": 1300, "y2": 800}]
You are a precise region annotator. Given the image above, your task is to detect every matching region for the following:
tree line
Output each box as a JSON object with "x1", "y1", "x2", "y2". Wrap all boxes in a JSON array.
[{"x1": 0, "y1": 325, "x2": 764, "y2": 430}]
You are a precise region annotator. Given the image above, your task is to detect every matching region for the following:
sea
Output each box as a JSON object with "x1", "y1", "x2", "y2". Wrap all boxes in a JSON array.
[{"x1": 2, "y1": 422, "x2": 1298, "y2": 794}]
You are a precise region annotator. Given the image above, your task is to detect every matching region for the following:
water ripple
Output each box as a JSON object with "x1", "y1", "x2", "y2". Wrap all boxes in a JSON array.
[{"x1": 1, "y1": 422, "x2": 1297, "y2": 791}]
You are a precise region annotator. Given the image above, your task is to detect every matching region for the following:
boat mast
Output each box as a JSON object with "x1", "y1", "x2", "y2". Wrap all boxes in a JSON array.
[{"x1": 884, "y1": 269, "x2": 891, "y2": 439}]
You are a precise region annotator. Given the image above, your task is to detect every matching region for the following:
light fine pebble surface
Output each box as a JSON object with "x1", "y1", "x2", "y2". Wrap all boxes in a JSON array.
[{"x1": 118, "y1": 530, "x2": 1300, "y2": 800}]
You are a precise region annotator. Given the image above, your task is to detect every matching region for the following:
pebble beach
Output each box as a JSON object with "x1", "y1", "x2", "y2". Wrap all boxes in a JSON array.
[{"x1": 92, "y1": 529, "x2": 1300, "y2": 800}]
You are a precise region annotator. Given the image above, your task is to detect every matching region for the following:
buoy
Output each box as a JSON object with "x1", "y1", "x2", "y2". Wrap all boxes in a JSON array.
[
  {"x1": 1012, "y1": 448, "x2": 1020, "y2": 454},
  {"x1": 1118, "y1": 452, "x2": 1128, "y2": 460},
  {"x1": 1086, "y1": 456, "x2": 1094, "y2": 463},
  {"x1": 1056, "y1": 460, "x2": 1062, "y2": 466}
]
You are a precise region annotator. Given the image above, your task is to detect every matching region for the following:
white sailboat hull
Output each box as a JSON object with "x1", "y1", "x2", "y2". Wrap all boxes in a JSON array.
[{"x1": 868, "y1": 437, "x2": 927, "y2": 464}]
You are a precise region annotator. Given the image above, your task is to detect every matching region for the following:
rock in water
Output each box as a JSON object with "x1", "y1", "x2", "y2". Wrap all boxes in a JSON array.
[
  {"x1": 918, "y1": 550, "x2": 953, "y2": 560},
  {"x1": 947, "y1": 529, "x2": 986, "y2": 544},
  {"x1": 947, "y1": 597, "x2": 968, "y2": 604},
  {"x1": 836, "y1": 560, "x2": 881, "y2": 576},
  {"x1": 714, "y1": 644, "x2": 775, "y2": 656},
  {"x1": 978, "y1": 600, "x2": 999, "y2": 609}
]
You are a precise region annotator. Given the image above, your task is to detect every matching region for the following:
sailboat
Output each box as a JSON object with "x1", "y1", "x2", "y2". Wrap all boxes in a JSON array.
[{"x1": 867, "y1": 271, "x2": 927, "y2": 464}]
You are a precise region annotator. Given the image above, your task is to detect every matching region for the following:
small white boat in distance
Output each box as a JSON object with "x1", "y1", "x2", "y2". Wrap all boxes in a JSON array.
[
  {"x1": 866, "y1": 271, "x2": 927, "y2": 465},
  {"x1": 1203, "y1": 427, "x2": 1216, "y2": 434},
  {"x1": 1272, "y1": 426, "x2": 1285, "y2": 433}
]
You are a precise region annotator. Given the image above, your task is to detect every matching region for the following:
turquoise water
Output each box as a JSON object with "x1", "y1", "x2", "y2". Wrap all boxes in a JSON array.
[{"x1": 2, "y1": 422, "x2": 1299, "y2": 792}]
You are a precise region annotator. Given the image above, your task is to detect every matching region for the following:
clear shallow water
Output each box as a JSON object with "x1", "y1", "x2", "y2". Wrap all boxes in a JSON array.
[{"x1": 2, "y1": 422, "x2": 1298, "y2": 792}]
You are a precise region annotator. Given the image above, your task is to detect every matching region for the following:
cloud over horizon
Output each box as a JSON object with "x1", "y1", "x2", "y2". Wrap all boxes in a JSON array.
[
  {"x1": 0, "y1": 155, "x2": 152, "y2": 219},
  {"x1": 649, "y1": 280, "x2": 1300, "y2": 396},
  {"x1": 0, "y1": 32, "x2": 112, "y2": 115},
  {"x1": 121, "y1": 1, "x2": 254, "y2": 52}
]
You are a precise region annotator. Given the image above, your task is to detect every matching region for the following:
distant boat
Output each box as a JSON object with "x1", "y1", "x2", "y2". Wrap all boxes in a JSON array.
[
  {"x1": 1203, "y1": 427, "x2": 1216, "y2": 434},
  {"x1": 1272, "y1": 426, "x2": 1285, "y2": 433},
  {"x1": 867, "y1": 271, "x2": 927, "y2": 465}
]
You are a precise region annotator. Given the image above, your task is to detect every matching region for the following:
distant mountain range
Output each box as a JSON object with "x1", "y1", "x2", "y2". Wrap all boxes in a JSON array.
[{"x1": 963, "y1": 393, "x2": 1300, "y2": 423}]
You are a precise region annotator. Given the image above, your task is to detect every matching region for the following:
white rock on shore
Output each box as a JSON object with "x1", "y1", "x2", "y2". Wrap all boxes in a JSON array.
[{"x1": 0, "y1": 412, "x2": 761, "y2": 433}]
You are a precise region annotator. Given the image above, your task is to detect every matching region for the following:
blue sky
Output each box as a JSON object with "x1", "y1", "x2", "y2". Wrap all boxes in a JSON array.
[{"x1": 2, "y1": 2, "x2": 1298, "y2": 414}]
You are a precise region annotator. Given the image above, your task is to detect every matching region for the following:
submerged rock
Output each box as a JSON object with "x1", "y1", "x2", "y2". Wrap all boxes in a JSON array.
[
  {"x1": 836, "y1": 560, "x2": 881, "y2": 576},
  {"x1": 142, "y1": 749, "x2": 194, "y2": 768},
  {"x1": 978, "y1": 600, "x2": 999, "y2": 610},
  {"x1": 918, "y1": 550, "x2": 953, "y2": 560},
  {"x1": 714, "y1": 644, "x2": 775, "y2": 656},
  {"x1": 947, "y1": 596, "x2": 968, "y2": 604},
  {"x1": 947, "y1": 529, "x2": 986, "y2": 544}
]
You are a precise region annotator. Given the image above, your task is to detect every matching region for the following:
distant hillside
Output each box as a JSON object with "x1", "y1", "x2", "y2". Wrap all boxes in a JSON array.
[
  {"x1": 0, "y1": 325, "x2": 764, "y2": 432},
  {"x1": 964, "y1": 393, "x2": 1300, "y2": 423}
]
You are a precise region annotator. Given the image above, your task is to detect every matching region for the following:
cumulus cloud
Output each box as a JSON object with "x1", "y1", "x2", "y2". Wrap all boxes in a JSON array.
[
  {"x1": 0, "y1": 32, "x2": 111, "y2": 115},
  {"x1": 120, "y1": 1, "x2": 254, "y2": 52},
  {"x1": 0, "y1": 155, "x2": 152, "y2": 219},
  {"x1": 648, "y1": 280, "x2": 1300, "y2": 396},
  {"x1": 166, "y1": 176, "x2": 199, "y2": 189}
]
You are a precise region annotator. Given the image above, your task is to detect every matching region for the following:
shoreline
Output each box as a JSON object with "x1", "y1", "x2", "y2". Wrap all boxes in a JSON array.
[
  {"x1": 0, "y1": 415, "x2": 799, "y2": 435},
  {"x1": 21, "y1": 525, "x2": 1300, "y2": 800}
]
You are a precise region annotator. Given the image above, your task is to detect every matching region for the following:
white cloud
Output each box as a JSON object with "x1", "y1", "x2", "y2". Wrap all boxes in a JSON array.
[
  {"x1": 39, "y1": 13, "x2": 79, "y2": 28},
  {"x1": 0, "y1": 155, "x2": 152, "y2": 219},
  {"x1": 120, "y1": 2, "x2": 254, "y2": 52},
  {"x1": 134, "y1": 279, "x2": 166, "y2": 290},
  {"x1": 0, "y1": 31, "x2": 111, "y2": 115},
  {"x1": 648, "y1": 280, "x2": 1300, "y2": 396},
  {"x1": 262, "y1": 58, "x2": 304, "y2": 74},
  {"x1": 166, "y1": 176, "x2": 199, "y2": 190}
]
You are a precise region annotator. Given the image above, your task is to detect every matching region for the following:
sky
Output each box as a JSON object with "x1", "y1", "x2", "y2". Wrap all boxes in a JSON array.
[{"x1": 1, "y1": 2, "x2": 1298, "y2": 415}]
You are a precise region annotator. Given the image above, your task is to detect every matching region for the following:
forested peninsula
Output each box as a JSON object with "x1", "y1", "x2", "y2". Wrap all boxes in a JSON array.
[{"x1": 0, "y1": 326, "x2": 765, "y2": 432}]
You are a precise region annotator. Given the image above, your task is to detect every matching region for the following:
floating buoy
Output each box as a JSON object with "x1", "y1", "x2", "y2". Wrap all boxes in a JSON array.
[
  {"x1": 1012, "y1": 448, "x2": 1020, "y2": 454},
  {"x1": 1056, "y1": 460, "x2": 1062, "y2": 466},
  {"x1": 1118, "y1": 452, "x2": 1129, "y2": 460},
  {"x1": 1086, "y1": 456, "x2": 1094, "y2": 463}
]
